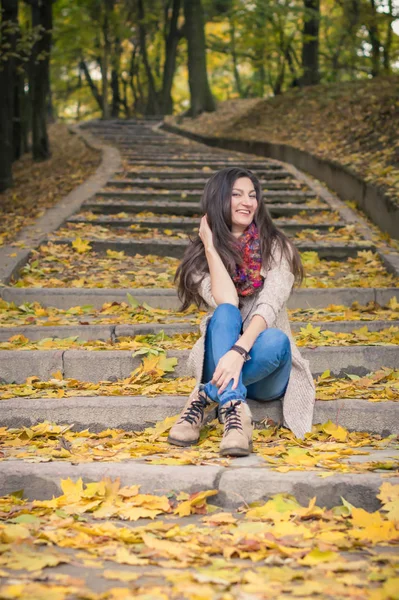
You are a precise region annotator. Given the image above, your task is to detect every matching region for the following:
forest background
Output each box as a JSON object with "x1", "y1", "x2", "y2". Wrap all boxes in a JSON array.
[{"x1": 0, "y1": 0, "x2": 398, "y2": 194}]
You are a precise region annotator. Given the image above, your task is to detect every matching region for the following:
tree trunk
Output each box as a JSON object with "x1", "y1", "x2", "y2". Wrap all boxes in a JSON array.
[
  {"x1": 0, "y1": 0, "x2": 18, "y2": 192},
  {"x1": 368, "y1": 0, "x2": 381, "y2": 77},
  {"x1": 12, "y1": 8, "x2": 26, "y2": 161},
  {"x1": 383, "y1": 0, "x2": 393, "y2": 73},
  {"x1": 101, "y1": 0, "x2": 113, "y2": 119},
  {"x1": 138, "y1": 0, "x2": 160, "y2": 115},
  {"x1": 273, "y1": 58, "x2": 286, "y2": 96},
  {"x1": 300, "y1": 0, "x2": 320, "y2": 86},
  {"x1": 183, "y1": 0, "x2": 215, "y2": 116},
  {"x1": 229, "y1": 17, "x2": 243, "y2": 97},
  {"x1": 30, "y1": 0, "x2": 52, "y2": 160},
  {"x1": 13, "y1": 73, "x2": 22, "y2": 160},
  {"x1": 120, "y1": 76, "x2": 130, "y2": 117},
  {"x1": 128, "y1": 45, "x2": 139, "y2": 113},
  {"x1": 111, "y1": 68, "x2": 120, "y2": 118},
  {"x1": 76, "y1": 67, "x2": 82, "y2": 121},
  {"x1": 47, "y1": 73, "x2": 55, "y2": 122},
  {"x1": 161, "y1": 0, "x2": 181, "y2": 114},
  {"x1": 80, "y1": 59, "x2": 103, "y2": 111},
  {"x1": 21, "y1": 79, "x2": 30, "y2": 154},
  {"x1": 286, "y1": 46, "x2": 300, "y2": 88},
  {"x1": 111, "y1": 38, "x2": 122, "y2": 118}
]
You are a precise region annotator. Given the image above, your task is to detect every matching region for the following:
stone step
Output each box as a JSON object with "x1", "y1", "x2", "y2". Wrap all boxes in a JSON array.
[
  {"x1": 1, "y1": 286, "x2": 395, "y2": 310},
  {"x1": 0, "y1": 320, "x2": 396, "y2": 343},
  {"x1": 97, "y1": 189, "x2": 316, "y2": 203},
  {"x1": 47, "y1": 237, "x2": 374, "y2": 260},
  {"x1": 84, "y1": 117, "x2": 161, "y2": 126},
  {"x1": 126, "y1": 152, "x2": 239, "y2": 158},
  {"x1": 123, "y1": 151, "x2": 268, "y2": 158},
  {"x1": 0, "y1": 322, "x2": 197, "y2": 342},
  {"x1": 123, "y1": 148, "x2": 230, "y2": 154},
  {"x1": 116, "y1": 169, "x2": 292, "y2": 180},
  {"x1": 109, "y1": 139, "x2": 177, "y2": 145},
  {"x1": 109, "y1": 178, "x2": 299, "y2": 190},
  {"x1": 69, "y1": 214, "x2": 201, "y2": 228},
  {"x1": 83, "y1": 199, "x2": 326, "y2": 217},
  {"x1": 0, "y1": 459, "x2": 396, "y2": 510},
  {"x1": 125, "y1": 160, "x2": 282, "y2": 169},
  {"x1": 84, "y1": 199, "x2": 202, "y2": 216},
  {"x1": 68, "y1": 214, "x2": 345, "y2": 234},
  {"x1": 124, "y1": 150, "x2": 264, "y2": 156},
  {"x1": 1, "y1": 345, "x2": 397, "y2": 383},
  {"x1": 2, "y1": 395, "x2": 398, "y2": 436}
]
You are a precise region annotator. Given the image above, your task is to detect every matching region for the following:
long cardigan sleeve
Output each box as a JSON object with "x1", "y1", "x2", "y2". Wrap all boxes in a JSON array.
[
  {"x1": 252, "y1": 251, "x2": 295, "y2": 328},
  {"x1": 197, "y1": 274, "x2": 218, "y2": 309}
]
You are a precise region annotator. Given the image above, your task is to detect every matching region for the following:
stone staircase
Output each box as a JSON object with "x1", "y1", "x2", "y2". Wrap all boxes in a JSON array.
[{"x1": 0, "y1": 118, "x2": 398, "y2": 510}]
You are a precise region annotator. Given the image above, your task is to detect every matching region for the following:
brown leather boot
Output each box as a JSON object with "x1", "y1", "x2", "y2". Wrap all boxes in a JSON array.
[
  {"x1": 167, "y1": 386, "x2": 217, "y2": 447},
  {"x1": 219, "y1": 400, "x2": 253, "y2": 457}
]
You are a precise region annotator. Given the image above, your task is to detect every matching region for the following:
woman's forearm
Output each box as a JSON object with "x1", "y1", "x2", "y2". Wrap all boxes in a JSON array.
[
  {"x1": 205, "y1": 246, "x2": 239, "y2": 306},
  {"x1": 236, "y1": 314, "x2": 267, "y2": 352}
]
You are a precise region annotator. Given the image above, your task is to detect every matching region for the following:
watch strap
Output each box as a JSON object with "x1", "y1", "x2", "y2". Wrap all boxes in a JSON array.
[{"x1": 231, "y1": 344, "x2": 251, "y2": 362}]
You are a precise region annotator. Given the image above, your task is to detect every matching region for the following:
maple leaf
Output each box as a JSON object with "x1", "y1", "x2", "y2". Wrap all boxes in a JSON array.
[
  {"x1": 71, "y1": 237, "x2": 92, "y2": 253},
  {"x1": 377, "y1": 482, "x2": 399, "y2": 521},
  {"x1": 106, "y1": 249, "x2": 126, "y2": 259},
  {"x1": 321, "y1": 420, "x2": 348, "y2": 442},
  {"x1": 300, "y1": 548, "x2": 341, "y2": 566},
  {"x1": 174, "y1": 490, "x2": 218, "y2": 517}
]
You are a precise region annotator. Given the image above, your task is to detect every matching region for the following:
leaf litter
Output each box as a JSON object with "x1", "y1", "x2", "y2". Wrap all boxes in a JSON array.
[
  {"x1": 0, "y1": 408, "x2": 398, "y2": 471},
  {"x1": 0, "y1": 353, "x2": 398, "y2": 402},
  {"x1": 9, "y1": 245, "x2": 398, "y2": 289},
  {"x1": 49, "y1": 222, "x2": 377, "y2": 246},
  {"x1": 0, "y1": 478, "x2": 398, "y2": 599},
  {"x1": 77, "y1": 209, "x2": 341, "y2": 225},
  {"x1": 0, "y1": 297, "x2": 398, "y2": 329},
  {"x1": 1, "y1": 323, "x2": 398, "y2": 351},
  {"x1": 0, "y1": 124, "x2": 100, "y2": 247}
]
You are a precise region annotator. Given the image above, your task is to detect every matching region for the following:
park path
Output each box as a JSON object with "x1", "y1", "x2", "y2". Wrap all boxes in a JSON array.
[
  {"x1": 0, "y1": 119, "x2": 398, "y2": 598},
  {"x1": 0, "y1": 118, "x2": 398, "y2": 502}
]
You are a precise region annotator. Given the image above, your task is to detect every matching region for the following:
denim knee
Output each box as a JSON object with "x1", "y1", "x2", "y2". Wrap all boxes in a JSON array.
[
  {"x1": 258, "y1": 328, "x2": 291, "y2": 362},
  {"x1": 209, "y1": 303, "x2": 242, "y2": 329}
]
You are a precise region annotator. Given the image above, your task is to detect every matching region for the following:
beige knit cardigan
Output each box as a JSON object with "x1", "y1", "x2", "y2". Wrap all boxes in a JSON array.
[{"x1": 185, "y1": 247, "x2": 316, "y2": 439}]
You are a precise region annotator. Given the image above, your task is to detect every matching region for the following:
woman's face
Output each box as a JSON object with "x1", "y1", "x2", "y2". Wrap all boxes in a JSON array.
[{"x1": 230, "y1": 177, "x2": 258, "y2": 237}]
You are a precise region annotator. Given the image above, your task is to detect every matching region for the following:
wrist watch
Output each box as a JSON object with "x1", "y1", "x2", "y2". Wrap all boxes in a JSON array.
[{"x1": 231, "y1": 344, "x2": 251, "y2": 362}]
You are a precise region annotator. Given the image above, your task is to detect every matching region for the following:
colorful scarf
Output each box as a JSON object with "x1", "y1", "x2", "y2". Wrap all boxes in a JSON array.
[{"x1": 232, "y1": 222, "x2": 264, "y2": 297}]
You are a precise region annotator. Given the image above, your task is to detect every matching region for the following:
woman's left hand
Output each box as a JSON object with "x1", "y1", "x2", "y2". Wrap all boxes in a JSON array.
[{"x1": 211, "y1": 350, "x2": 245, "y2": 394}]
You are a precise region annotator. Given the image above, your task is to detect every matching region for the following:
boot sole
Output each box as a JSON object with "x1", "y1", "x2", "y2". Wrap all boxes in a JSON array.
[
  {"x1": 220, "y1": 447, "x2": 251, "y2": 457},
  {"x1": 167, "y1": 436, "x2": 199, "y2": 447},
  {"x1": 220, "y1": 441, "x2": 253, "y2": 457}
]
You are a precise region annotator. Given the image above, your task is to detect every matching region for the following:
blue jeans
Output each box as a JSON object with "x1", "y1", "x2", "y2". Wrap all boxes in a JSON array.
[{"x1": 202, "y1": 303, "x2": 292, "y2": 406}]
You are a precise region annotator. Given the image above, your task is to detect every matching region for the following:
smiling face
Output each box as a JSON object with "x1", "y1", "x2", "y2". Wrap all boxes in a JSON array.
[{"x1": 230, "y1": 177, "x2": 258, "y2": 237}]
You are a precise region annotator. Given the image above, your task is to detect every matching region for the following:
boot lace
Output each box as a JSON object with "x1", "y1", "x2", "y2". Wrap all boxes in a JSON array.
[
  {"x1": 223, "y1": 400, "x2": 243, "y2": 433},
  {"x1": 179, "y1": 391, "x2": 210, "y2": 425}
]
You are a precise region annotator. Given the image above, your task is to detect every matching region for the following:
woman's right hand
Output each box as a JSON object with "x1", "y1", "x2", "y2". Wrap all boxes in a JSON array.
[{"x1": 199, "y1": 215, "x2": 214, "y2": 250}]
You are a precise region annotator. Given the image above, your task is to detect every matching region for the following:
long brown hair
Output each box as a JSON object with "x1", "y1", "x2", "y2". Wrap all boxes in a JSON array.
[{"x1": 175, "y1": 167, "x2": 303, "y2": 310}]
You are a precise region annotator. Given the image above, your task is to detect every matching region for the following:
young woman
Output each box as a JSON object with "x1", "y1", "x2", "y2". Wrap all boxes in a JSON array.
[{"x1": 167, "y1": 167, "x2": 315, "y2": 456}]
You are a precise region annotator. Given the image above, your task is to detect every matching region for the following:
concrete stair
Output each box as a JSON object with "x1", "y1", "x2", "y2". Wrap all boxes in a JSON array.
[
  {"x1": 81, "y1": 198, "x2": 327, "y2": 217},
  {"x1": 1, "y1": 460, "x2": 396, "y2": 510},
  {"x1": 1, "y1": 286, "x2": 397, "y2": 310},
  {"x1": 2, "y1": 395, "x2": 398, "y2": 436},
  {"x1": 67, "y1": 214, "x2": 346, "y2": 234},
  {"x1": 47, "y1": 237, "x2": 374, "y2": 260},
  {"x1": 95, "y1": 189, "x2": 318, "y2": 202},
  {"x1": 1, "y1": 345, "x2": 397, "y2": 384},
  {"x1": 1, "y1": 118, "x2": 398, "y2": 509}
]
